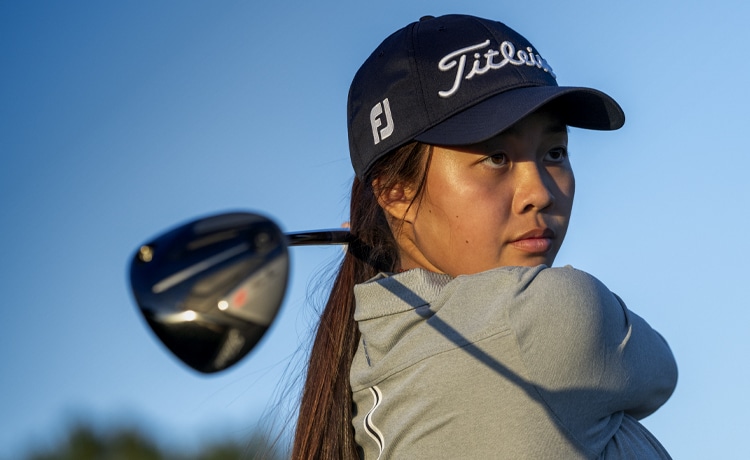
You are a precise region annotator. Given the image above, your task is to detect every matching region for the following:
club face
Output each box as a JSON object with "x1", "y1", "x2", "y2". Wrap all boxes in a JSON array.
[{"x1": 129, "y1": 212, "x2": 289, "y2": 373}]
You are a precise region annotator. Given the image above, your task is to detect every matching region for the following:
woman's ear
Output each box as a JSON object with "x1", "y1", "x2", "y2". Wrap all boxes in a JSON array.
[{"x1": 373, "y1": 180, "x2": 417, "y2": 223}]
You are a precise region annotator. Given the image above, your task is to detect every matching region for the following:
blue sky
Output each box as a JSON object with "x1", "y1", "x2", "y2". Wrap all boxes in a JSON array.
[{"x1": 1, "y1": 1, "x2": 748, "y2": 458}]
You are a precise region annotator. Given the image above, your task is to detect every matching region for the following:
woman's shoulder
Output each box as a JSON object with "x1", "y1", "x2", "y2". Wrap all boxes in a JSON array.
[
  {"x1": 457, "y1": 265, "x2": 623, "y2": 337},
  {"x1": 523, "y1": 265, "x2": 620, "y2": 320},
  {"x1": 533, "y1": 265, "x2": 614, "y2": 301},
  {"x1": 456, "y1": 264, "x2": 612, "y2": 302}
]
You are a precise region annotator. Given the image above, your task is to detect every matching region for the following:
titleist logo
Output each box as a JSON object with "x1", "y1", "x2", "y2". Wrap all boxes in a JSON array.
[{"x1": 438, "y1": 40, "x2": 556, "y2": 98}]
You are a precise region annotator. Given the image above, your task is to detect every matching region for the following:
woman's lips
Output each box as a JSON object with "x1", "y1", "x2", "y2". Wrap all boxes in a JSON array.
[{"x1": 510, "y1": 229, "x2": 555, "y2": 254}]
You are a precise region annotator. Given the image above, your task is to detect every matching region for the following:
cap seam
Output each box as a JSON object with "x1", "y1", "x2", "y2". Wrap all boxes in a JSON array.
[{"x1": 411, "y1": 19, "x2": 435, "y2": 127}]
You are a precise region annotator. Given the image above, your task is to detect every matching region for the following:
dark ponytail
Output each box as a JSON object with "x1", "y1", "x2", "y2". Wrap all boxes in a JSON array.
[{"x1": 291, "y1": 142, "x2": 430, "y2": 459}]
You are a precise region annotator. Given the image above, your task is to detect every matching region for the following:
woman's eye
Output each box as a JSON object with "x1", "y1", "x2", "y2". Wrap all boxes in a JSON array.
[
  {"x1": 545, "y1": 147, "x2": 568, "y2": 162},
  {"x1": 482, "y1": 153, "x2": 508, "y2": 168}
]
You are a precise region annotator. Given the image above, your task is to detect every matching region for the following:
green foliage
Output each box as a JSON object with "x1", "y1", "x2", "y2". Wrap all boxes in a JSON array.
[{"x1": 23, "y1": 423, "x2": 285, "y2": 460}]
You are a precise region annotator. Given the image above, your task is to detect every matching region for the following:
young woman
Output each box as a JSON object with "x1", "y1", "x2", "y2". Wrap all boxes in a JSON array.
[{"x1": 292, "y1": 14, "x2": 677, "y2": 459}]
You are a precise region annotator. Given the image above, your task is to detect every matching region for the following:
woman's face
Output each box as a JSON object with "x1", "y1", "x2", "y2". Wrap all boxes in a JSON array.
[{"x1": 392, "y1": 110, "x2": 574, "y2": 276}]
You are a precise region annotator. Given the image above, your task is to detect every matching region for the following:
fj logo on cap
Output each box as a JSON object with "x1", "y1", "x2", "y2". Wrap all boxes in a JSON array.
[
  {"x1": 438, "y1": 40, "x2": 555, "y2": 98},
  {"x1": 370, "y1": 98, "x2": 394, "y2": 145}
]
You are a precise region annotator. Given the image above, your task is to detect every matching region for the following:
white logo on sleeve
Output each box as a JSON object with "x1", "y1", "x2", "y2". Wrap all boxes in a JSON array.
[
  {"x1": 370, "y1": 98, "x2": 394, "y2": 145},
  {"x1": 364, "y1": 385, "x2": 385, "y2": 459}
]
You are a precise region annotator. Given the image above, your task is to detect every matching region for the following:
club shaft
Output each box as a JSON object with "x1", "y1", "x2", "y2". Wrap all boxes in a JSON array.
[{"x1": 285, "y1": 229, "x2": 351, "y2": 246}]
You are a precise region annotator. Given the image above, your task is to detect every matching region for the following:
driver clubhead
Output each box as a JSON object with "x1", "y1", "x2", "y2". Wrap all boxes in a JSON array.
[{"x1": 129, "y1": 212, "x2": 289, "y2": 373}]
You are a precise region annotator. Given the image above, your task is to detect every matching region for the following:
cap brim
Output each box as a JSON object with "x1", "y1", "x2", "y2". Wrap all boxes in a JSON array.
[{"x1": 414, "y1": 86, "x2": 625, "y2": 146}]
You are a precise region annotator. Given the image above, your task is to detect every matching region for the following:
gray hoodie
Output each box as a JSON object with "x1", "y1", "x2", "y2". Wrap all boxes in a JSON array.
[{"x1": 350, "y1": 265, "x2": 677, "y2": 459}]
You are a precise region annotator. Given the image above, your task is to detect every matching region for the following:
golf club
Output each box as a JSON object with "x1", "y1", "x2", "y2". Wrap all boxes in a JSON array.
[{"x1": 129, "y1": 211, "x2": 350, "y2": 373}]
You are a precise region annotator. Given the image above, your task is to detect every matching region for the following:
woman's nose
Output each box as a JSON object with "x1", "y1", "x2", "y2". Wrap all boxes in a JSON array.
[{"x1": 513, "y1": 162, "x2": 555, "y2": 213}]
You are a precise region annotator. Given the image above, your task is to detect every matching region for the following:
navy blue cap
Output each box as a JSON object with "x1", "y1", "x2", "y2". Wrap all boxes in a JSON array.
[{"x1": 347, "y1": 14, "x2": 625, "y2": 178}]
